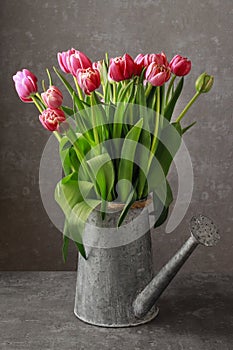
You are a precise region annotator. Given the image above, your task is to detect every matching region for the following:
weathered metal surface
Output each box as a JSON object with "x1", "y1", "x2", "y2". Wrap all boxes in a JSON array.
[
  {"x1": 74, "y1": 205, "x2": 159, "y2": 327},
  {"x1": 133, "y1": 215, "x2": 220, "y2": 318}
]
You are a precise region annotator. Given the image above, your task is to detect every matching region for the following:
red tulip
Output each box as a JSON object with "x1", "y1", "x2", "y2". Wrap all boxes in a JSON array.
[
  {"x1": 145, "y1": 62, "x2": 171, "y2": 86},
  {"x1": 13, "y1": 69, "x2": 38, "y2": 102},
  {"x1": 108, "y1": 53, "x2": 136, "y2": 82},
  {"x1": 169, "y1": 55, "x2": 191, "y2": 76},
  {"x1": 135, "y1": 52, "x2": 169, "y2": 68},
  {"x1": 57, "y1": 48, "x2": 92, "y2": 76},
  {"x1": 77, "y1": 67, "x2": 101, "y2": 95},
  {"x1": 39, "y1": 108, "x2": 66, "y2": 132},
  {"x1": 41, "y1": 86, "x2": 63, "y2": 109},
  {"x1": 134, "y1": 62, "x2": 144, "y2": 76}
]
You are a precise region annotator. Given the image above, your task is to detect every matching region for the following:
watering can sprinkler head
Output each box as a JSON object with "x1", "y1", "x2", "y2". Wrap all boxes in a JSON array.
[
  {"x1": 190, "y1": 214, "x2": 220, "y2": 247},
  {"x1": 133, "y1": 215, "x2": 220, "y2": 319}
]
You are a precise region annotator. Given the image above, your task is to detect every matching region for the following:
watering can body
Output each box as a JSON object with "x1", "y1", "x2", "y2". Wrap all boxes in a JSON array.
[{"x1": 74, "y1": 204, "x2": 219, "y2": 327}]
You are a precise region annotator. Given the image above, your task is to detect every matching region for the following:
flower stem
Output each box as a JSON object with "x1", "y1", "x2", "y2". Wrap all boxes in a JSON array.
[
  {"x1": 46, "y1": 68, "x2": 53, "y2": 86},
  {"x1": 145, "y1": 83, "x2": 153, "y2": 98},
  {"x1": 31, "y1": 95, "x2": 43, "y2": 113},
  {"x1": 74, "y1": 77, "x2": 83, "y2": 100},
  {"x1": 176, "y1": 91, "x2": 201, "y2": 123},
  {"x1": 36, "y1": 93, "x2": 46, "y2": 108},
  {"x1": 90, "y1": 93, "x2": 100, "y2": 146},
  {"x1": 166, "y1": 74, "x2": 176, "y2": 104},
  {"x1": 53, "y1": 131, "x2": 62, "y2": 142},
  {"x1": 147, "y1": 86, "x2": 160, "y2": 171},
  {"x1": 112, "y1": 83, "x2": 117, "y2": 104}
]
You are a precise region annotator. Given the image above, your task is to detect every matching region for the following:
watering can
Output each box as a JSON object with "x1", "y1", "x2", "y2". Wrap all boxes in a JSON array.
[{"x1": 74, "y1": 204, "x2": 219, "y2": 327}]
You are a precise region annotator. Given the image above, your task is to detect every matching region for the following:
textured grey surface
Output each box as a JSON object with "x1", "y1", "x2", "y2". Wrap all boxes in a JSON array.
[
  {"x1": 0, "y1": 0, "x2": 232, "y2": 270},
  {"x1": 0, "y1": 272, "x2": 233, "y2": 349}
]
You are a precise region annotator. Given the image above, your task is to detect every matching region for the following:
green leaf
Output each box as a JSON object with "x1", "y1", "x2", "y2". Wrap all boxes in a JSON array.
[
  {"x1": 117, "y1": 186, "x2": 137, "y2": 227},
  {"x1": 53, "y1": 67, "x2": 76, "y2": 98},
  {"x1": 117, "y1": 80, "x2": 134, "y2": 102},
  {"x1": 182, "y1": 121, "x2": 197, "y2": 134},
  {"x1": 154, "y1": 207, "x2": 169, "y2": 228},
  {"x1": 59, "y1": 137, "x2": 72, "y2": 175},
  {"x1": 68, "y1": 199, "x2": 101, "y2": 249},
  {"x1": 112, "y1": 83, "x2": 135, "y2": 139},
  {"x1": 138, "y1": 67, "x2": 146, "y2": 84},
  {"x1": 69, "y1": 147, "x2": 80, "y2": 173},
  {"x1": 63, "y1": 219, "x2": 86, "y2": 260},
  {"x1": 91, "y1": 93, "x2": 107, "y2": 123},
  {"x1": 55, "y1": 175, "x2": 94, "y2": 218},
  {"x1": 164, "y1": 77, "x2": 184, "y2": 121},
  {"x1": 73, "y1": 92, "x2": 89, "y2": 111},
  {"x1": 62, "y1": 222, "x2": 70, "y2": 262},
  {"x1": 61, "y1": 105, "x2": 75, "y2": 117},
  {"x1": 137, "y1": 129, "x2": 152, "y2": 198},
  {"x1": 74, "y1": 241, "x2": 87, "y2": 260},
  {"x1": 154, "y1": 122, "x2": 182, "y2": 177},
  {"x1": 102, "y1": 59, "x2": 109, "y2": 85},
  {"x1": 118, "y1": 118, "x2": 143, "y2": 202},
  {"x1": 74, "y1": 133, "x2": 92, "y2": 158},
  {"x1": 87, "y1": 153, "x2": 115, "y2": 202},
  {"x1": 153, "y1": 181, "x2": 173, "y2": 228},
  {"x1": 136, "y1": 83, "x2": 147, "y2": 107}
]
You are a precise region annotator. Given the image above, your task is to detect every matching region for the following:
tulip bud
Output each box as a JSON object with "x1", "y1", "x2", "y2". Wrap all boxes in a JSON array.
[
  {"x1": 169, "y1": 55, "x2": 191, "y2": 76},
  {"x1": 195, "y1": 72, "x2": 214, "y2": 93},
  {"x1": 39, "y1": 108, "x2": 66, "y2": 132},
  {"x1": 77, "y1": 67, "x2": 101, "y2": 95},
  {"x1": 108, "y1": 53, "x2": 135, "y2": 82},
  {"x1": 41, "y1": 86, "x2": 63, "y2": 109},
  {"x1": 13, "y1": 69, "x2": 38, "y2": 102}
]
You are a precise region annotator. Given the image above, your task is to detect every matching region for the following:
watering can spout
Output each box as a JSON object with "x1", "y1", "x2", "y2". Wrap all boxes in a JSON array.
[{"x1": 133, "y1": 215, "x2": 220, "y2": 319}]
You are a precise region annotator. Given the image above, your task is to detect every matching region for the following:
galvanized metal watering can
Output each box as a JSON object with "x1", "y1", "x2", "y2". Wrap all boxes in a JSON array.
[{"x1": 74, "y1": 203, "x2": 219, "y2": 327}]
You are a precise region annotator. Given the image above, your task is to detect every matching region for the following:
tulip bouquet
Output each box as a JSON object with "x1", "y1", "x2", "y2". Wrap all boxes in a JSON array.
[{"x1": 13, "y1": 49, "x2": 213, "y2": 260}]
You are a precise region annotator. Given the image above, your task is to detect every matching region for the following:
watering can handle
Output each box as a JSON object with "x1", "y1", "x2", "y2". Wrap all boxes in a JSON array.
[{"x1": 133, "y1": 215, "x2": 220, "y2": 318}]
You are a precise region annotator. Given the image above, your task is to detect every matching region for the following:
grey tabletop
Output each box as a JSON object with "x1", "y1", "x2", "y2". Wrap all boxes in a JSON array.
[{"x1": 0, "y1": 272, "x2": 232, "y2": 350}]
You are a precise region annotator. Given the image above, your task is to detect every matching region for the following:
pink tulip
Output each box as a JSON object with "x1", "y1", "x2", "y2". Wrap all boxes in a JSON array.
[
  {"x1": 169, "y1": 55, "x2": 191, "y2": 76},
  {"x1": 92, "y1": 60, "x2": 104, "y2": 80},
  {"x1": 77, "y1": 67, "x2": 101, "y2": 95},
  {"x1": 57, "y1": 48, "x2": 92, "y2": 76},
  {"x1": 108, "y1": 53, "x2": 136, "y2": 82},
  {"x1": 135, "y1": 52, "x2": 169, "y2": 68},
  {"x1": 39, "y1": 108, "x2": 66, "y2": 132},
  {"x1": 92, "y1": 60, "x2": 103, "y2": 71},
  {"x1": 145, "y1": 62, "x2": 171, "y2": 86},
  {"x1": 41, "y1": 86, "x2": 63, "y2": 109},
  {"x1": 57, "y1": 49, "x2": 74, "y2": 73},
  {"x1": 13, "y1": 69, "x2": 38, "y2": 102},
  {"x1": 134, "y1": 53, "x2": 145, "y2": 66}
]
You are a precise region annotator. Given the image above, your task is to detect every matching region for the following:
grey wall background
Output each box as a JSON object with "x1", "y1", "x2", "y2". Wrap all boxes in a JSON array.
[{"x1": 0, "y1": 0, "x2": 232, "y2": 271}]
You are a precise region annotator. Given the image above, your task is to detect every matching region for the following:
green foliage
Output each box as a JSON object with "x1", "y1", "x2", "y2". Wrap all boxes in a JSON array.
[
  {"x1": 117, "y1": 119, "x2": 143, "y2": 202},
  {"x1": 164, "y1": 77, "x2": 184, "y2": 121},
  {"x1": 49, "y1": 59, "x2": 207, "y2": 261},
  {"x1": 153, "y1": 181, "x2": 173, "y2": 228}
]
